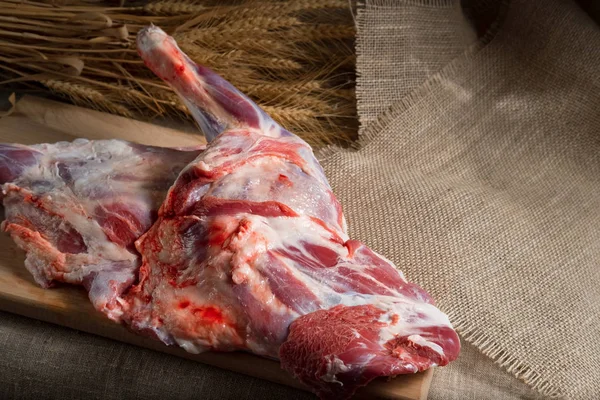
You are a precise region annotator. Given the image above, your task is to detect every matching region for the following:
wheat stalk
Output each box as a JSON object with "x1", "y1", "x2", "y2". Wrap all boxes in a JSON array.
[
  {"x1": 175, "y1": 27, "x2": 270, "y2": 48},
  {"x1": 226, "y1": 16, "x2": 300, "y2": 31},
  {"x1": 0, "y1": 0, "x2": 358, "y2": 146},
  {"x1": 282, "y1": 24, "x2": 356, "y2": 42},
  {"x1": 143, "y1": 1, "x2": 206, "y2": 16},
  {"x1": 239, "y1": 80, "x2": 323, "y2": 98},
  {"x1": 213, "y1": 0, "x2": 349, "y2": 21},
  {"x1": 42, "y1": 79, "x2": 132, "y2": 117},
  {"x1": 262, "y1": 105, "x2": 317, "y2": 124}
]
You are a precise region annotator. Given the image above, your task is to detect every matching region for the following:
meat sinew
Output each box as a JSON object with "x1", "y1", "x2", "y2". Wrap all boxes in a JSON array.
[
  {"x1": 0, "y1": 139, "x2": 202, "y2": 320},
  {"x1": 126, "y1": 26, "x2": 460, "y2": 399}
]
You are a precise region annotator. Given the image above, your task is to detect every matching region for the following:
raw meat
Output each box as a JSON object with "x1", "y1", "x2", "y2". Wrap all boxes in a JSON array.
[
  {"x1": 127, "y1": 26, "x2": 460, "y2": 399},
  {"x1": 0, "y1": 139, "x2": 202, "y2": 320}
]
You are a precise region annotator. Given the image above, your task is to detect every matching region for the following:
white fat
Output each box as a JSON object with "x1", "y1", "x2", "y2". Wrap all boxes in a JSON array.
[
  {"x1": 67, "y1": 209, "x2": 134, "y2": 261},
  {"x1": 231, "y1": 262, "x2": 253, "y2": 284},
  {"x1": 378, "y1": 312, "x2": 393, "y2": 323},
  {"x1": 377, "y1": 301, "x2": 451, "y2": 357},
  {"x1": 18, "y1": 140, "x2": 146, "y2": 263},
  {"x1": 230, "y1": 214, "x2": 351, "y2": 314},
  {"x1": 196, "y1": 161, "x2": 210, "y2": 172},
  {"x1": 407, "y1": 335, "x2": 444, "y2": 355},
  {"x1": 320, "y1": 356, "x2": 352, "y2": 385},
  {"x1": 102, "y1": 306, "x2": 124, "y2": 322},
  {"x1": 261, "y1": 216, "x2": 348, "y2": 254},
  {"x1": 176, "y1": 339, "x2": 206, "y2": 354},
  {"x1": 336, "y1": 294, "x2": 372, "y2": 307}
]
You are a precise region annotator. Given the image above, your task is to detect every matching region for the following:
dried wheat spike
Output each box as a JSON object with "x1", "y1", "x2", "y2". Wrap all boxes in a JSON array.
[
  {"x1": 143, "y1": 1, "x2": 206, "y2": 16},
  {"x1": 282, "y1": 24, "x2": 356, "y2": 42},
  {"x1": 250, "y1": 57, "x2": 303, "y2": 71},
  {"x1": 225, "y1": 16, "x2": 300, "y2": 31},
  {"x1": 224, "y1": 0, "x2": 349, "y2": 20},
  {"x1": 262, "y1": 105, "x2": 317, "y2": 125},
  {"x1": 239, "y1": 81, "x2": 323, "y2": 98},
  {"x1": 42, "y1": 80, "x2": 133, "y2": 117}
]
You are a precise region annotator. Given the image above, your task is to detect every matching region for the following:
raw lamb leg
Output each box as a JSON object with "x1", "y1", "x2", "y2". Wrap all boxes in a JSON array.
[
  {"x1": 130, "y1": 26, "x2": 460, "y2": 399},
  {"x1": 0, "y1": 140, "x2": 202, "y2": 320}
]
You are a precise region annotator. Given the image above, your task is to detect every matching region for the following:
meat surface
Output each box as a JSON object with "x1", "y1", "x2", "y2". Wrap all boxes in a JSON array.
[
  {"x1": 127, "y1": 26, "x2": 460, "y2": 399},
  {"x1": 0, "y1": 139, "x2": 202, "y2": 320},
  {"x1": 0, "y1": 25, "x2": 460, "y2": 400}
]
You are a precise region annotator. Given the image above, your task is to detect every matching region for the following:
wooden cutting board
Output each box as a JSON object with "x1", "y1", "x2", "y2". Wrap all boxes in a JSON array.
[{"x1": 0, "y1": 95, "x2": 433, "y2": 400}]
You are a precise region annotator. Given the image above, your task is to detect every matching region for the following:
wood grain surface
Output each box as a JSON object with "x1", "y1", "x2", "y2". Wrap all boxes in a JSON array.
[{"x1": 0, "y1": 95, "x2": 433, "y2": 400}]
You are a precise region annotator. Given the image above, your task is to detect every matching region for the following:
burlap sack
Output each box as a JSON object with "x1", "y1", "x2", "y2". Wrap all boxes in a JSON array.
[{"x1": 319, "y1": 0, "x2": 600, "y2": 398}]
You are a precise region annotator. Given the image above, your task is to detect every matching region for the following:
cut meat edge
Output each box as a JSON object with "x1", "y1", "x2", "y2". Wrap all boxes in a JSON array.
[{"x1": 279, "y1": 304, "x2": 460, "y2": 399}]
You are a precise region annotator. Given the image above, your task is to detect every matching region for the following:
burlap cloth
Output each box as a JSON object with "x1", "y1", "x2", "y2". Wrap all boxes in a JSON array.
[
  {"x1": 1, "y1": 0, "x2": 599, "y2": 399},
  {"x1": 319, "y1": 0, "x2": 600, "y2": 398}
]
